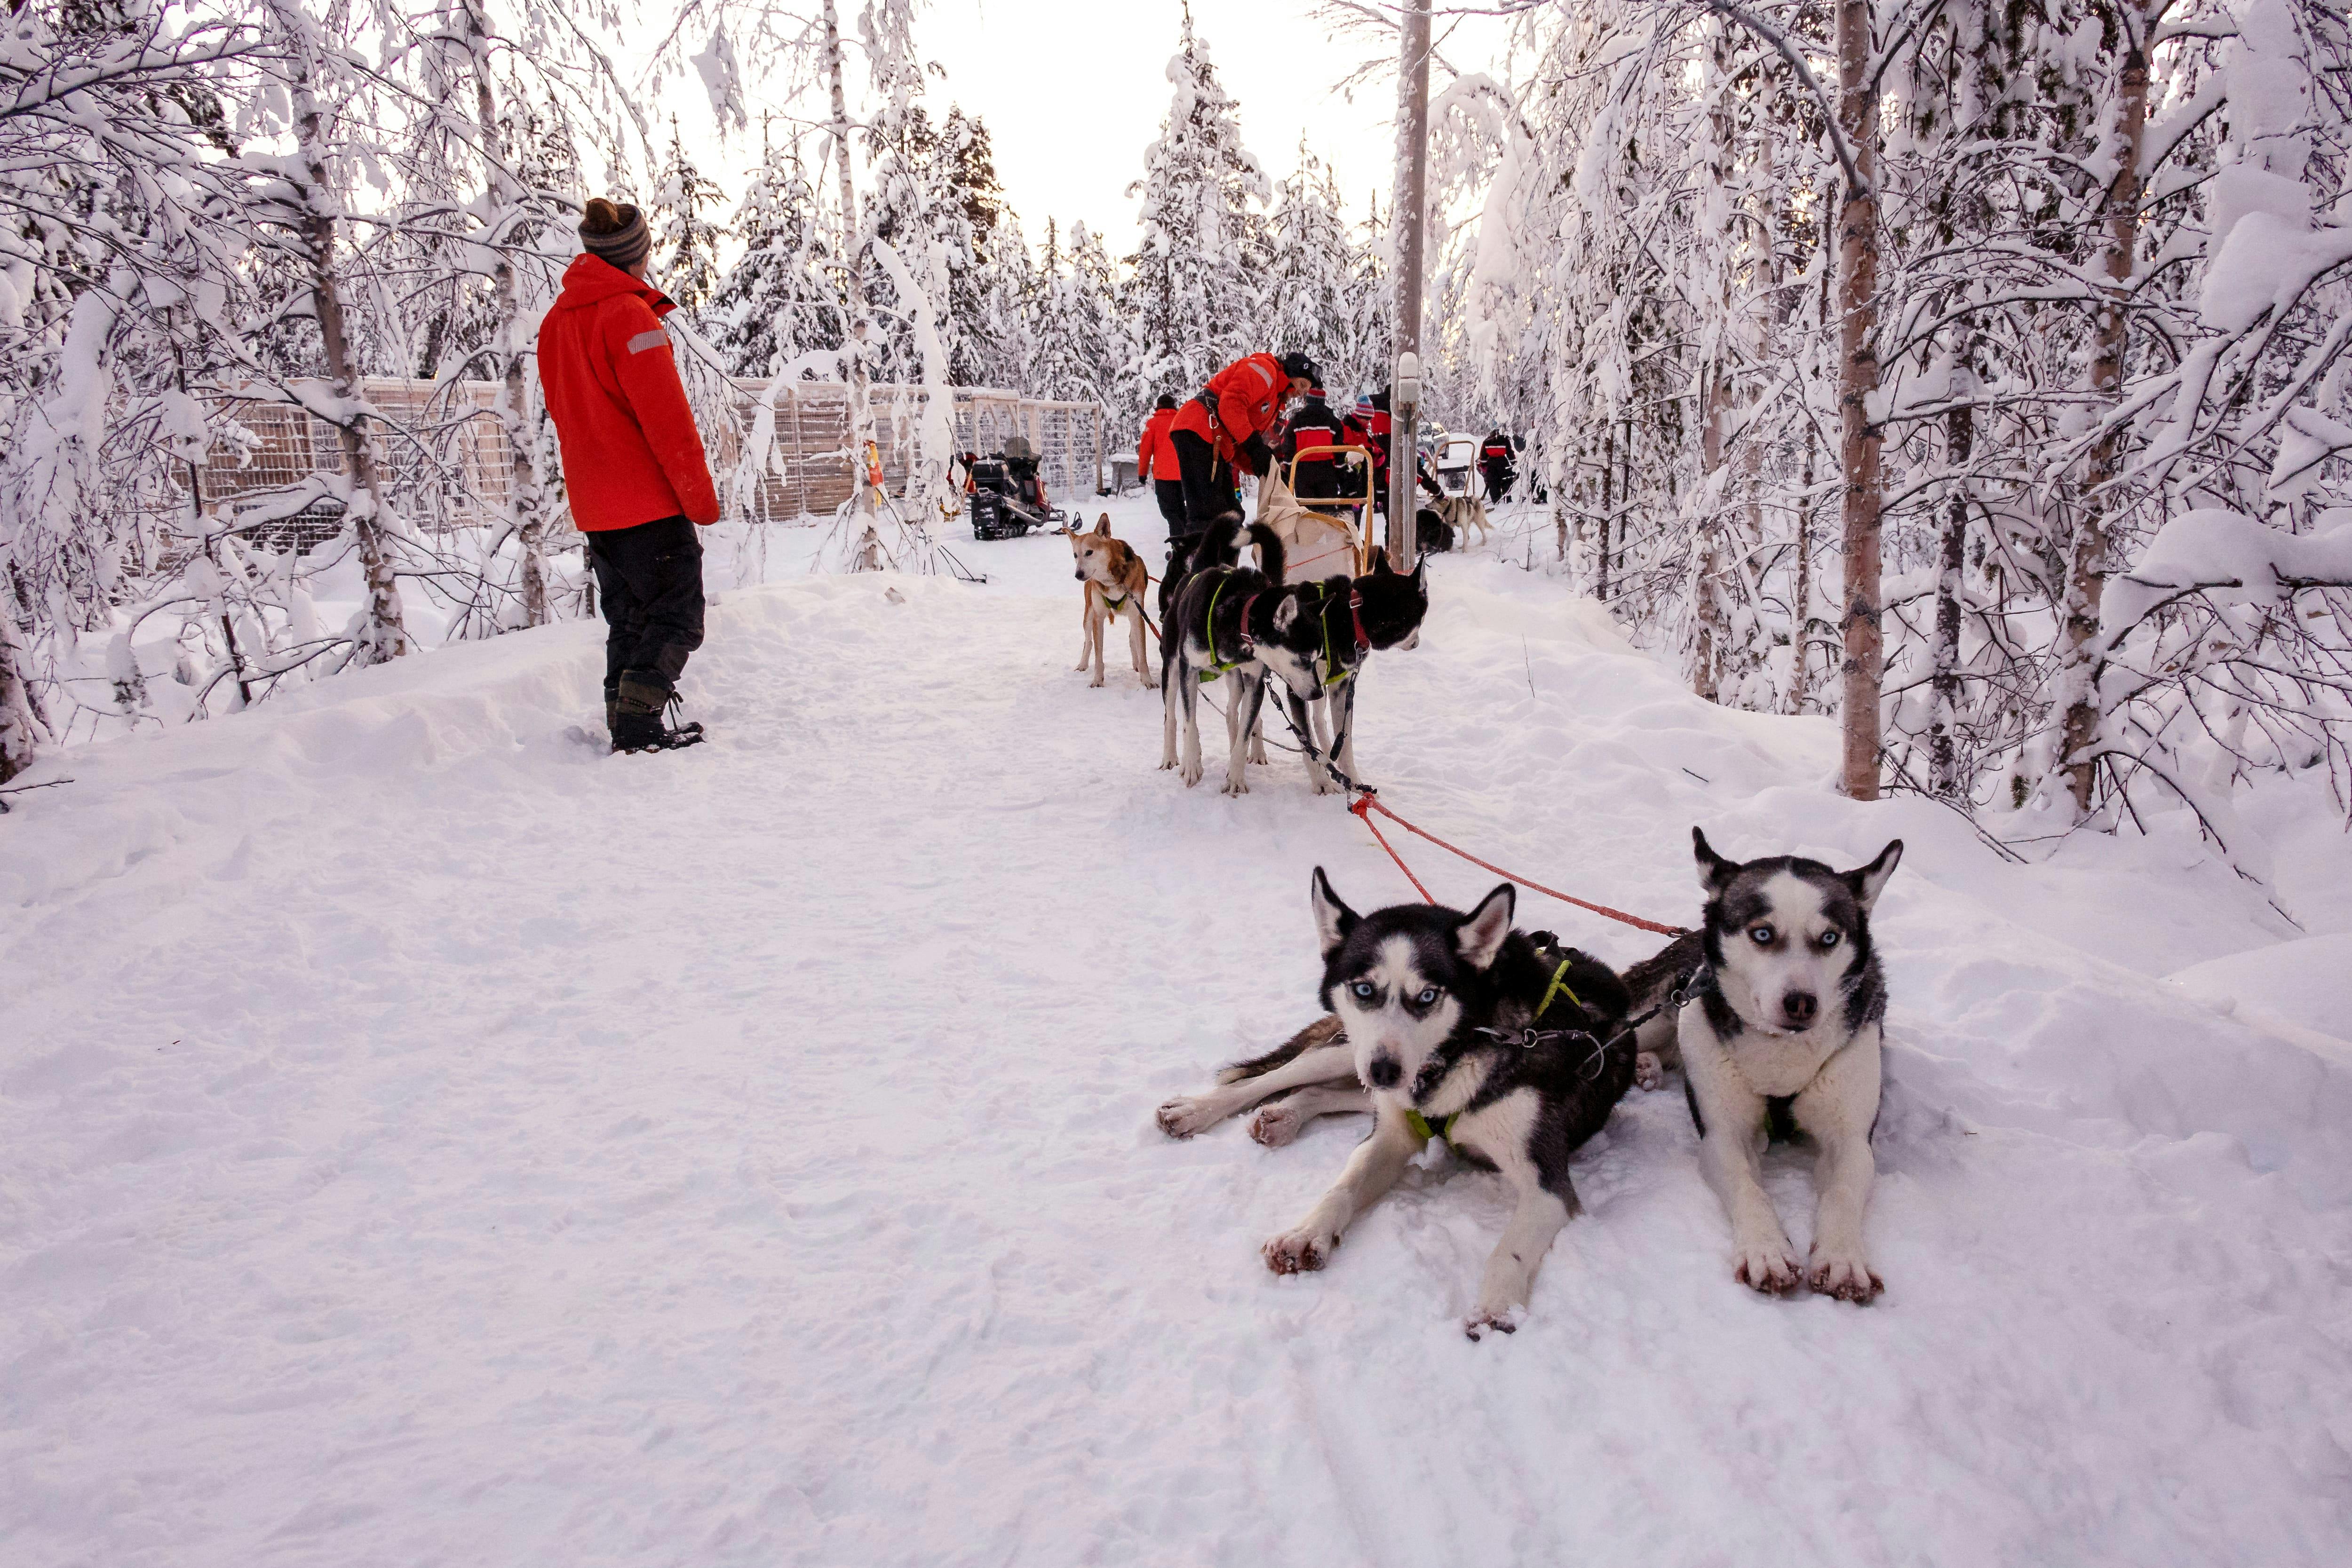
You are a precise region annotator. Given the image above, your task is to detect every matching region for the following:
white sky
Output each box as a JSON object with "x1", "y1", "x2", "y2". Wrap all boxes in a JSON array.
[{"x1": 680, "y1": 1, "x2": 1513, "y2": 255}]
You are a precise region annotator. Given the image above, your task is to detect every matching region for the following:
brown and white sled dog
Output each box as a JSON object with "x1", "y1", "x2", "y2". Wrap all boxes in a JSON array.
[
  {"x1": 1247, "y1": 871, "x2": 1636, "y2": 1338},
  {"x1": 1627, "y1": 828, "x2": 1904, "y2": 1302},
  {"x1": 1070, "y1": 515, "x2": 1154, "y2": 689}
]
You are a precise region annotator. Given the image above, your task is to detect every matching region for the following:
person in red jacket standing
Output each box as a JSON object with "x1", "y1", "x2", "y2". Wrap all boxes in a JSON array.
[
  {"x1": 1135, "y1": 394, "x2": 1184, "y2": 545},
  {"x1": 539, "y1": 197, "x2": 721, "y2": 753},
  {"x1": 1167, "y1": 351, "x2": 1317, "y2": 564}
]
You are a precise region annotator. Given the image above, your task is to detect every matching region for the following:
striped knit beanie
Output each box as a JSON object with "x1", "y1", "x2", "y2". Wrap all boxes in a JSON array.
[{"x1": 580, "y1": 197, "x2": 652, "y2": 271}]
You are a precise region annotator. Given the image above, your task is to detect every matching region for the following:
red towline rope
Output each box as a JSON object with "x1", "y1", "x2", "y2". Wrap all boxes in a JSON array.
[{"x1": 1347, "y1": 792, "x2": 1690, "y2": 936}]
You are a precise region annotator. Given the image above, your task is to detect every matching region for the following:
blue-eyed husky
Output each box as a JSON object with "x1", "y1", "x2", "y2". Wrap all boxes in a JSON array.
[
  {"x1": 1629, "y1": 829, "x2": 1904, "y2": 1301},
  {"x1": 1258, "y1": 871, "x2": 1636, "y2": 1338}
]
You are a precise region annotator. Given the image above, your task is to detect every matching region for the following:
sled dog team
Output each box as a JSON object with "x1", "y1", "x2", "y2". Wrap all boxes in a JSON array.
[
  {"x1": 1068, "y1": 477, "x2": 1432, "y2": 795},
  {"x1": 1159, "y1": 830, "x2": 1906, "y2": 1340}
]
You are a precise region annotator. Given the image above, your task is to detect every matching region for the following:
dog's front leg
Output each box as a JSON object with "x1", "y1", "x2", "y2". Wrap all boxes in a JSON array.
[
  {"x1": 1634, "y1": 1009, "x2": 1682, "y2": 1092},
  {"x1": 1682, "y1": 1003, "x2": 1800, "y2": 1294},
  {"x1": 1263, "y1": 1103, "x2": 1422, "y2": 1275},
  {"x1": 1248, "y1": 1084, "x2": 1371, "y2": 1146},
  {"x1": 1158, "y1": 1041, "x2": 1356, "y2": 1139},
  {"x1": 1087, "y1": 606, "x2": 1107, "y2": 687},
  {"x1": 1128, "y1": 605, "x2": 1154, "y2": 688},
  {"x1": 1178, "y1": 671, "x2": 1205, "y2": 786},
  {"x1": 1329, "y1": 679, "x2": 1361, "y2": 784},
  {"x1": 1222, "y1": 671, "x2": 1261, "y2": 795},
  {"x1": 1286, "y1": 689, "x2": 1334, "y2": 794},
  {"x1": 1248, "y1": 705, "x2": 1270, "y2": 765},
  {"x1": 1160, "y1": 650, "x2": 1186, "y2": 774},
  {"x1": 1793, "y1": 1032, "x2": 1884, "y2": 1303},
  {"x1": 1468, "y1": 1183, "x2": 1576, "y2": 1340},
  {"x1": 1075, "y1": 596, "x2": 1096, "y2": 674}
]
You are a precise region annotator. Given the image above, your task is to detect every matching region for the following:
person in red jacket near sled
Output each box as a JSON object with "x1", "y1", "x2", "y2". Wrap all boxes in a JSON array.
[
  {"x1": 538, "y1": 197, "x2": 721, "y2": 754},
  {"x1": 1135, "y1": 394, "x2": 1184, "y2": 545},
  {"x1": 1166, "y1": 351, "x2": 1318, "y2": 569}
]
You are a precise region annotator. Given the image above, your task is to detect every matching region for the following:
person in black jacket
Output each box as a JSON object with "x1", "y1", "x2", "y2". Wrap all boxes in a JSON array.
[
  {"x1": 1278, "y1": 386, "x2": 1351, "y2": 500},
  {"x1": 1479, "y1": 428, "x2": 1518, "y2": 504}
]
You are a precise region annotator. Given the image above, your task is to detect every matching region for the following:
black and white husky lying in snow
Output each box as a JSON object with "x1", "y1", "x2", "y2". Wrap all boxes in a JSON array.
[
  {"x1": 1625, "y1": 828, "x2": 1904, "y2": 1301},
  {"x1": 1248, "y1": 871, "x2": 1637, "y2": 1338}
]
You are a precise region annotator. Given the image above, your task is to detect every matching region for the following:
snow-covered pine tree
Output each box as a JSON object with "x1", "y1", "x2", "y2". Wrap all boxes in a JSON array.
[
  {"x1": 1119, "y1": 13, "x2": 1268, "y2": 412},
  {"x1": 1029, "y1": 219, "x2": 1119, "y2": 408},
  {"x1": 1262, "y1": 142, "x2": 1365, "y2": 395},
  {"x1": 707, "y1": 127, "x2": 846, "y2": 379},
  {"x1": 653, "y1": 118, "x2": 731, "y2": 320},
  {"x1": 977, "y1": 211, "x2": 1039, "y2": 391}
]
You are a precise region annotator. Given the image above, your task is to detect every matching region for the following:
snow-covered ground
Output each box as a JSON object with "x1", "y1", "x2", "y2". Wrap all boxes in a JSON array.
[{"x1": 6, "y1": 495, "x2": 2351, "y2": 1566}]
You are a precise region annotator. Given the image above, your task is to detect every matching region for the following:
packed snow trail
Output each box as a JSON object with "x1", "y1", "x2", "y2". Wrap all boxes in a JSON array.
[{"x1": 6, "y1": 500, "x2": 2351, "y2": 1567}]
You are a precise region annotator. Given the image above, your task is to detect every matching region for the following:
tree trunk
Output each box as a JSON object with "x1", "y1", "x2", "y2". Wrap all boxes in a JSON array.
[
  {"x1": 822, "y1": 0, "x2": 879, "y2": 528},
  {"x1": 1597, "y1": 418, "x2": 1616, "y2": 603},
  {"x1": 2055, "y1": 2, "x2": 2151, "y2": 817},
  {"x1": 461, "y1": 0, "x2": 547, "y2": 626},
  {"x1": 1834, "y1": 0, "x2": 1883, "y2": 799},
  {"x1": 0, "y1": 572, "x2": 46, "y2": 784},
  {"x1": 1788, "y1": 423, "x2": 1816, "y2": 713},
  {"x1": 1930, "y1": 364, "x2": 1975, "y2": 795},
  {"x1": 273, "y1": 0, "x2": 409, "y2": 665}
]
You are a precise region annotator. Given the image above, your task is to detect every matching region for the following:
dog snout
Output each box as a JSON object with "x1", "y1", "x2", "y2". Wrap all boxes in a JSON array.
[
  {"x1": 1782, "y1": 991, "x2": 1818, "y2": 1027},
  {"x1": 1073, "y1": 568, "x2": 1085, "y2": 580},
  {"x1": 1364, "y1": 1054, "x2": 1402, "y2": 1090}
]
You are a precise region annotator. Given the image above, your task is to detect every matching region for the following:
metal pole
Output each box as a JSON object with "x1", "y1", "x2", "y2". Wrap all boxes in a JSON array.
[{"x1": 1387, "y1": 0, "x2": 1430, "y2": 569}]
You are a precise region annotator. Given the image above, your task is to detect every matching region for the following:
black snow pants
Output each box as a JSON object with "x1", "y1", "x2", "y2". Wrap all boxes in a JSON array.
[
  {"x1": 1170, "y1": 426, "x2": 1240, "y2": 545},
  {"x1": 1153, "y1": 478, "x2": 1189, "y2": 542},
  {"x1": 588, "y1": 515, "x2": 706, "y2": 699},
  {"x1": 1483, "y1": 466, "x2": 1513, "y2": 504}
]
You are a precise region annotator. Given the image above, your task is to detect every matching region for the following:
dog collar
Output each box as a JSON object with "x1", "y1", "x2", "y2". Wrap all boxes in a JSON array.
[
  {"x1": 1348, "y1": 587, "x2": 1371, "y2": 657},
  {"x1": 1405, "y1": 1108, "x2": 1457, "y2": 1146}
]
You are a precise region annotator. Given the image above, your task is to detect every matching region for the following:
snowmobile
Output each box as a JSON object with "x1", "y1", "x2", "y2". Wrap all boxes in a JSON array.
[{"x1": 966, "y1": 435, "x2": 1069, "y2": 540}]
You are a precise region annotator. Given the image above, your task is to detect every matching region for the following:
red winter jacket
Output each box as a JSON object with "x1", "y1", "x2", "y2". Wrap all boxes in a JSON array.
[
  {"x1": 1171, "y1": 353, "x2": 1289, "y2": 467},
  {"x1": 1136, "y1": 406, "x2": 1178, "y2": 482},
  {"x1": 537, "y1": 254, "x2": 720, "y2": 531}
]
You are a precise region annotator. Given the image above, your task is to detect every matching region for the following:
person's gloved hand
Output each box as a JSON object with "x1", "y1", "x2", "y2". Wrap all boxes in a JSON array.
[{"x1": 1240, "y1": 432, "x2": 1274, "y2": 478}]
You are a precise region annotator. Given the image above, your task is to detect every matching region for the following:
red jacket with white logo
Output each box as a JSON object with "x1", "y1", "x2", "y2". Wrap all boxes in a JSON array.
[
  {"x1": 1171, "y1": 353, "x2": 1287, "y2": 466},
  {"x1": 1136, "y1": 407, "x2": 1178, "y2": 482},
  {"x1": 537, "y1": 254, "x2": 720, "y2": 531}
]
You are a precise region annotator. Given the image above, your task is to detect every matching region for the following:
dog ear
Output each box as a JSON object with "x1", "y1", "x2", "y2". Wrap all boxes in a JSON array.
[
  {"x1": 1310, "y1": 867, "x2": 1357, "y2": 956},
  {"x1": 1845, "y1": 839, "x2": 1904, "y2": 912},
  {"x1": 1456, "y1": 883, "x2": 1516, "y2": 970},
  {"x1": 1369, "y1": 546, "x2": 1393, "y2": 576},
  {"x1": 1692, "y1": 827, "x2": 1738, "y2": 894},
  {"x1": 1094, "y1": 515, "x2": 1111, "y2": 535}
]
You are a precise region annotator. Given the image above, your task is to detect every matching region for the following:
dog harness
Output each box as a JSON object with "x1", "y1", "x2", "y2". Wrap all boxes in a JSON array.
[
  {"x1": 1406, "y1": 957, "x2": 1587, "y2": 1147},
  {"x1": 1198, "y1": 579, "x2": 1263, "y2": 681}
]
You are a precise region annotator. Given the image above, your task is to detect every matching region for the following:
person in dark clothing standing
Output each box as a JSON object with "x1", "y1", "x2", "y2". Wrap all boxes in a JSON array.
[
  {"x1": 538, "y1": 198, "x2": 722, "y2": 754},
  {"x1": 1479, "y1": 428, "x2": 1517, "y2": 504},
  {"x1": 1136, "y1": 394, "x2": 1185, "y2": 546},
  {"x1": 1277, "y1": 385, "x2": 1351, "y2": 500}
]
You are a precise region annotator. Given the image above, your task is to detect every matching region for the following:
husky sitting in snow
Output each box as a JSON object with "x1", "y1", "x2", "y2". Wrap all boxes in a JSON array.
[
  {"x1": 1628, "y1": 828, "x2": 1905, "y2": 1302},
  {"x1": 1159, "y1": 519, "x2": 1427, "y2": 796},
  {"x1": 1255, "y1": 871, "x2": 1636, "y2": 1339},
  {"x1": 1069, "y1": 515, "x2": 1154, "y2": 689}
]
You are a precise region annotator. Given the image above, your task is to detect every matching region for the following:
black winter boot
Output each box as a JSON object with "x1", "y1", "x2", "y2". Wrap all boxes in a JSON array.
[{"x1": 612, "y1": 672, "x2": 706, "y2": 754}]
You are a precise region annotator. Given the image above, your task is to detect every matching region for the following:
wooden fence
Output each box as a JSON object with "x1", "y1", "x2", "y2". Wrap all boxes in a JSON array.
[{"x1": 185, "y1": 380, "x2": 1107, "y2": 544}]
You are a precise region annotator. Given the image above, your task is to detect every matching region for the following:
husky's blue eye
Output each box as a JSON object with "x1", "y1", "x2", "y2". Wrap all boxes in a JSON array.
[
  {"x1": 1350, "y1": 981, "x2": 1376, "y2": 1000},
  {"x1": 1817, "y1": 930, "x2": 1841, "y2": 949},
  {"x1": 1750, "y1": 925, "x2": 1776, "y2": 945},
  {"x1": 1415, "y1": 987, "x2": 1440, "y2": 1006}
]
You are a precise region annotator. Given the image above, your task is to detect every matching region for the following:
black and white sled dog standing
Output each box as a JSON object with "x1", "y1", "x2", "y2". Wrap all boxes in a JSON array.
[
  {"x1": 1159, "y1": 520, "x2": 1428, "y2": 796},
  {"x1": 1626, "y1": 828, "x2": 1905, "y2": 1302},
  {"x1": 1260, "y1": 870, "x2": 1637, "y2": 1338}
]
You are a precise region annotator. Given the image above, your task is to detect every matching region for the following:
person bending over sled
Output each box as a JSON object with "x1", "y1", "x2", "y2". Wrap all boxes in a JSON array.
[
  {"x1": 1166, "y1": 351, "x2": 1318, "y2": 568},
  {"x1": 538, "y1": 197, "x2": 721, "y2": 754}
]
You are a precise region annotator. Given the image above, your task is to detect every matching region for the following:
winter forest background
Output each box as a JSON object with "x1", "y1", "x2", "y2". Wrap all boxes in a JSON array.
[{"x1": 6, "y1": 0, "x2": 2352, "y2": 860}]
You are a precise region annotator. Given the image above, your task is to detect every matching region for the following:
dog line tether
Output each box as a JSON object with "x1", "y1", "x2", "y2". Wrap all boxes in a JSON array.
[{"x1": 1345, "y1": 793, "x2": 1690, "y2": 936}]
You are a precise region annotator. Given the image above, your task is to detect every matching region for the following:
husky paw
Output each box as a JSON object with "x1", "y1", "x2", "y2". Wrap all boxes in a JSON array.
[
  {"x1": 1634, "y1": 1051, "x2": 1665, "y2": 1091},
  {"x1": 1221, "y1": 773, "x2": 1250, "y2": 796},
  {"x1": 1088, "y1": 671, "x2": 1105, "y2": 689},
  {"x1": 1180, "y1": 760, "x2": 1204, "y2": 787},
  {"x1": 1155, "y1": 1096, "x2": 1220, "y2": 1140},
  {"x1": 1463, "y1": 1308, "x2": 1520, "y2": 1342},
  {"x1": 1248, "y1": 1103, "x2": 1304, "y2": 1147},
  {"x1": 1732, "y1": 1240, "x2": 1803, "y2": 1296},
  {"x1": 1807, "y1": 1247, "x2": 1883, "y2": 1304},
  {"x1": 1263, "y1": 1227, "x2": 1335, "y2": 1275}
]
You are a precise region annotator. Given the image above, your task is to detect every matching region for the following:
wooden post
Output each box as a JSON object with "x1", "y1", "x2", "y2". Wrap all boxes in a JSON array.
[{"x1": 1387, "y1": 0, "x2": 1430, "y2": 568}]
